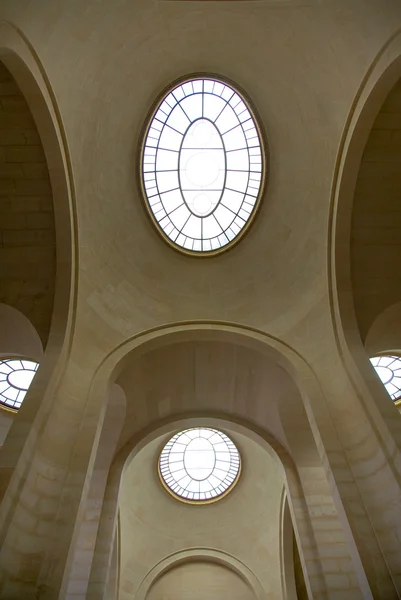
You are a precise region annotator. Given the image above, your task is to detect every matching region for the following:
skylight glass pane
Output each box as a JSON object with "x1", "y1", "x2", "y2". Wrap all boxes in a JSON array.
[
  {"x1": 0, "y1": 358, "x2": 39, "y2": 410},
  {"x1": 159, "y1": 427, "x2": 241, "y2": 503},
  {"x1": 141, "y1": 76, "x2": 265, "y2": 254},
  {"x1": 370, "y1": 355, "x2": 401, "y2": 401}
]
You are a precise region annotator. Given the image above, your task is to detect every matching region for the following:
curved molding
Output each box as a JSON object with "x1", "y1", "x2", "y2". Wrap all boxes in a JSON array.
[
  {"x1": 107, "y1": 414, "x2": 312, "y2": 599},
  {"x1": 329, "y1": 29, "x2": 401, "y2": 365},
  {"x1": 327, "y1": 31, "x2": 401, "y2": 454},
  {"x1": 86, "y1": 322, "x2": 335, "y2": 598},
  {"x1": 0, "y1": 19, "x2": 78, "y2": 364},
  {"x1": 279, "y1": 491, "x2": 298, "y2": 600},
  {"x1": 134, "y1": 547, "x2": 265, "y2": 600},
  {"x1": 0, "y1": 20, "x2": 78, "y2": 535},
  {"x1": 90, "y1": 320, "x2": 322, "y2": 396}
]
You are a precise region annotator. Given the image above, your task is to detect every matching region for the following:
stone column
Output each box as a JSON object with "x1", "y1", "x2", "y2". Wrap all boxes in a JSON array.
[
  {"x1": 300, "y1": 352, "x2": 401, "y2": 598},
  {"x1": 0, "y1": 354, "x2": 105, "y2": 599}
]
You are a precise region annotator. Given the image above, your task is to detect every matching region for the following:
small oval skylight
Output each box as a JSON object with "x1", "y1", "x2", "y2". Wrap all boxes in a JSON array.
[
  {"x1": 158, "y1": 427, "x2": 241, "y2": 503},
  {"x1": 140, "y1": 76, "x2": 265, "y2": 255},
  {"x1": 0, "y1": 358, "x2": 39, "y2": 410},
  {"x1": 370, "y1": 355, "x2": 401, "y2": 402}
]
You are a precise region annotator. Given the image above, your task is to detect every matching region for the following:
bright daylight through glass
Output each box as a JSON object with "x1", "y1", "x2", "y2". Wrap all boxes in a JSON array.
[
  {"x1": 0, "y1": 358, "x2": 39, "y2": 410},
  {"x1": 159, "y1": 427, "x2": 241, "y2": 502},
  {"x1": 141, "y1": 77, "x2": 264, "y2": 254},
  {"x1": 370, "y1": 355, "x2": 401, "y2": 401}
]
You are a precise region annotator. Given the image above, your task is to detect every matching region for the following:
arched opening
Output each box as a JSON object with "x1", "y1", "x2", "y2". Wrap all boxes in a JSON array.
[
  {"x1": 118, "y1": 424, "x2": 283, "y2": 599},
  {"x1": 331, "y1": 35, "x2": 401, "y2": 359},
  {"x1": 59, "y1": 325, "x2": 372, "y2": 600},
  {"x1": 350, "y1": 76, "x2": 401, "y2": 344},
  {"x1": 0, "y1": 59, "x2": 56, "y2": 347},
  {"x1": 146, "y1": 560, "x2": 257, "y2": 600},
  {"x1": 0, "y1": 26, "x2": 76, "y2": 592},
  {"x1": 330, "y1": 36, "x2": 401, "y2": 438},
  {"x1": 0, "y1": 24, "x2": 75, "y2": 456},
  {"x1": 329, "y1": 39, "x2": 401, "y2": 599}
]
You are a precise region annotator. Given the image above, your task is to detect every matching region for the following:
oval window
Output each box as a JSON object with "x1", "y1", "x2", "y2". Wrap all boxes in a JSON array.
[
  {"x1": 370, "y1": 355, "x2": 401, "y2": 402},
  {"x1": 0, "y1": 358, "x2": 39, "y2": 410},
  {"x1": 158, "y1": 427, "x2": 241, "y2": 503},
  {"x1": 140, "y1": 76, "x2": 266, "y2": 255}
]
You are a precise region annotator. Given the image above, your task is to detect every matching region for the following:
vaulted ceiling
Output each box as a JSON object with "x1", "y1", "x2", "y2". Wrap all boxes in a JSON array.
[
  {"x1": 0, "y1": 61, "x2": 56, "y2": 347},
  {"x1": 351, "y1": 77, "x2": 401, "y2": 343}
]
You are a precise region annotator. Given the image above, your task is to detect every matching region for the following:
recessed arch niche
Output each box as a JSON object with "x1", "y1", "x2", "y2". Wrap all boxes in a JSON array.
[
  {"x1": 117, "y1": 424, "x2": 286, "y2": 599},
  {"x1": 144, "y1": 557, "x2": 259, "y2": 600},
  {"x1": 0, "y1": 59, "x2": 56, "y2": 347},
  {"x1": 330, "y1": 34, "x2": 401, "y2": 418},
  {"x1": 350, "y1": 74, "x2": 401, "y2": 344},
  {"x1": 0, "y1": 21, "x2": 76, "y2": 364},
  {"x1": 82, "y1": 325, "x2": 351, "y2": 600},
  {"x1": 0, "y1": 22, "x2": 76, "y2": 462},
  {"x1": 331, "y1": 34, "x2": 401, "y2": 353}
]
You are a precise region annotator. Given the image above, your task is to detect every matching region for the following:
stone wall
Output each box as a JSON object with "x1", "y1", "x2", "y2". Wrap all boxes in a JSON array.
[
  {"x1": 351, "y1": 77, "x2": 401, "y2": 342},
  {"x1": 0, "y1": 61, "x2": 55, "y2": 347}
]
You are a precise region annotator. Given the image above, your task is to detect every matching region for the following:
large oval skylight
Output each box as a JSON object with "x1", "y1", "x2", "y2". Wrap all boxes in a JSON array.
[
  {"x1": 159, "y1": 427, "x2": 241, "y2": 503},
  {"x1": 141, "y1": 76, "x2": 265, "y2": 255},
  {"x1": 370, "y1": 355, "x2": 401, "y2": 402},
  {"x1": 0, "y1": 358, "x2": 39, "y2": 410}
]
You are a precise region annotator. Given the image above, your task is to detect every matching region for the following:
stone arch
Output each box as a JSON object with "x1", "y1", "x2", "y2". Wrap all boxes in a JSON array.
[
  {"x1": 0, "y1": 21, "x2": 76, "y2": 427},
  {"x1": 328, "y1": 34, "x2": 401, "y2": 598},
  {"x1": 329, "y1": 28, "x2": 401, "y2": 479},
  {"x1": 135, "y1": 548, "x2": 265, "y2": 600},
  {"x1": 0, "y1": 18, "x2": 77, "y2": 560},
  {"x1": 69, "y1": 321, "x2": 372, "y2": 599},
  {"x1": 329, "y1": 31, "x2": 401, "y2": 446},
  {"x1": 330, "y1": 31, "x2": 401, "y2": 376},
  {"x1": 88, "y1": 414, "x2": 317, "y2": 600},
  {"x1": 330, "y1": 31, "x2": 401, "y2": 355},
  {"x1": 0, "y1": 21, "x2": 77, "y2": 355}
]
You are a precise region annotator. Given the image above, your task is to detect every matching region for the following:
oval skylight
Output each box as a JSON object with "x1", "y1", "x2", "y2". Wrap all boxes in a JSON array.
[
  {"x1": 0, "y1": 358, "x2": 39, "y2": 410},
  {"x1": 141, "y1": 76, "x2": 265, "y2": 255},
  {"x1": 159, "y1": 427, "x2": 241, "y2": 503},
  {"x1": 370, "y1": 355, "x2": 401, "y2": 402}
]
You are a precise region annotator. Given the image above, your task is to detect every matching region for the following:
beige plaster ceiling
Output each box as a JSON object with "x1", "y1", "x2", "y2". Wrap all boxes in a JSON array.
[
  {"x1": 0, "y1": 61, "x2": 56, "y2": 347},
  {"x1": 118, "y1": 430, "x2": 285, "y2": 599},
  {"x1": 115, "y1": 339, "x2": 318, "y2": 468},
  {"x1": 351, "y1": 77, "x2": 401, "y2": 344},
  {"x1": 0, "y1": 0, "x2": 396, "y2": 372}
]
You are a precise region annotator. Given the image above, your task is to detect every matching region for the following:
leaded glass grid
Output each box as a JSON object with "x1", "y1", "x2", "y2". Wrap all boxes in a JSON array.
[
  {"x1": 140, "y1": 75, "x2": 265, "y2": 255},
  {"x1": 0, "y1": 358, "x2": 39, "y2": 410},
  {"x1": 158, "y1": 427, "x2": 241, "y2": 503},
  {"x1": 370, "y1": 355, "x2": 401, "y2": 402}
]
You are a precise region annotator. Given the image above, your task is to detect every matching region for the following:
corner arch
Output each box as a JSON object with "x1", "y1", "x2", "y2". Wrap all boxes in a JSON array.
[
  {"x1": 135, "y1": 548, "x2": 265, "y2": 600},
  {"x1": 0, "y1": 20, "x2": 77, "y2": 361},
  {"x1": 329, "y1": 29, "x2": 401, "y2": 367},
  {"x1": 0, "y1": 19, "x2": 77, "y2": 537},
  {"x1": 329, "y1": 30, "x2": 401, "y2": 444},
  {"x1": 57, "y1": 320, "x2": 377, "y2": 600},
  {"x1": 88, "y1": 413, "x2": 316, "y2": 600}
]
